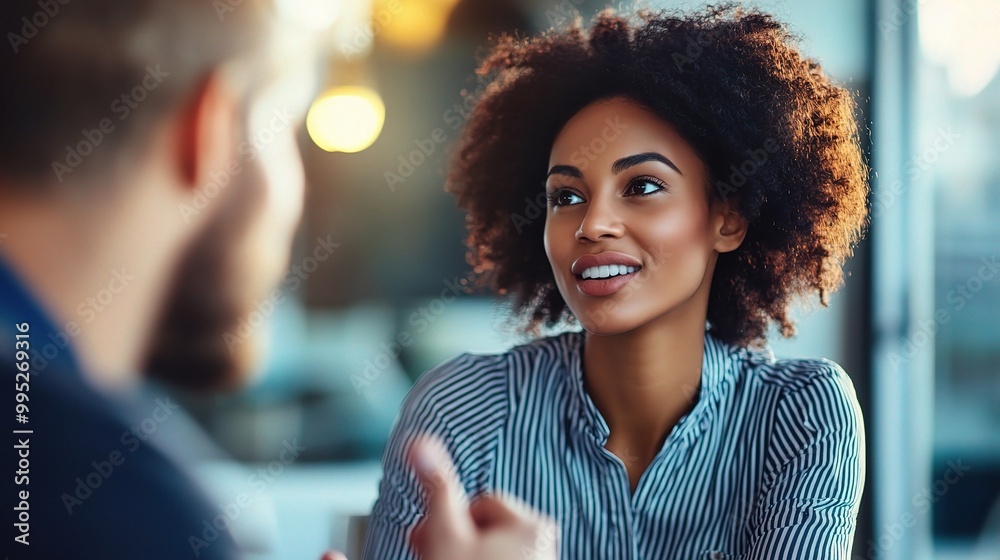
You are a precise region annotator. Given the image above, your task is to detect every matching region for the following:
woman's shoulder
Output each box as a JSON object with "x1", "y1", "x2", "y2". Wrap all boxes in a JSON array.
[
  {"x1": 717, "y1": 334, "x2": 859, "y2": 408},
  {"x1": 751, "y1": 355, "x2": 854, "y2": 391},
  {"x1": 745, "y1": 355, "x2": 864, "y2": 434}
]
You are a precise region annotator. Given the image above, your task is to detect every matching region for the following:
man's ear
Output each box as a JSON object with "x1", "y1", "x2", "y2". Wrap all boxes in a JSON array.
[
  {"x1": 713, "y1": 199, "x2": 748, "y2": 253},
  {"x1": 175, "y1": 70, "x2": 242, "y2": 190}
]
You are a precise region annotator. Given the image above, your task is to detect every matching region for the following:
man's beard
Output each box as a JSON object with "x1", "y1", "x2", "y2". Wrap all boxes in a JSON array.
[{"x1": 143, "y1": 166, "x2": 275, "y2": 391}]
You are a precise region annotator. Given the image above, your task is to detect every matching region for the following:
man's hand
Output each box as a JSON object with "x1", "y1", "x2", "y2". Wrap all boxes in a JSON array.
[{"x1": 407, "y1": 436, "x2": 559, "y2": 560}]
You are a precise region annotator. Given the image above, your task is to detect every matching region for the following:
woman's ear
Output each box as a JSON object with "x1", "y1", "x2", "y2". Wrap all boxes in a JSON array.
[{"x1": 713, "y1": 200, "x2": 748, "y2": 253}]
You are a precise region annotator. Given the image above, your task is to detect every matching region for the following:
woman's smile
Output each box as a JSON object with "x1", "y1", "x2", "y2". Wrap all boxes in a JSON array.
[{"x1": 571, "y1": 251, "x2": 643, "y2": 296}]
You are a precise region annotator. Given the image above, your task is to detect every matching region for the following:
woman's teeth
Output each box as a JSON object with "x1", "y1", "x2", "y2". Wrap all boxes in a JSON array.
[{"x1": 580, "y1": 264, "x2": 638, "y2": 280}]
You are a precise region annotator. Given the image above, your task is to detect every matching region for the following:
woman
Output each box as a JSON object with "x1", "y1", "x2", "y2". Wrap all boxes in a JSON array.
[{"x1": 364, "y1": 5, "x2": 868, "y2": 559}]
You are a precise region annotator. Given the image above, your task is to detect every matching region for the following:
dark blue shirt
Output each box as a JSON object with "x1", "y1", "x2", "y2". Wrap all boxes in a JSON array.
[{"x1": 1, "y1": 258, "x2": 239, "y2": 559}]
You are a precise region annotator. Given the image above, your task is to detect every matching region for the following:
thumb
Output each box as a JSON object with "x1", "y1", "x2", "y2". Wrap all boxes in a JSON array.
[
  {"x1": 407, "y1": 435, "x2": 470, "y2": 533},
  {"x1": 320, "y1": 552, "x2": 348, "y2": 560}
]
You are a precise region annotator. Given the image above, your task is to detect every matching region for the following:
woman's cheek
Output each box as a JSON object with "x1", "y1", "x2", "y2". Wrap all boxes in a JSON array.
[
  {"x1": 640, "y1": 209, "x2": 702, "y2": 261},
  {"x1": 638, "y1": 210, "x2": 714, "y2": 289}
]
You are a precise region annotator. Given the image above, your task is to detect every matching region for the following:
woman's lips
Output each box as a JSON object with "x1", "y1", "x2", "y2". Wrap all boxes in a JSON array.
[
  {"x1": 571, "y1": 251, "x2": 643, "y2": 274},
  {"x1": 571, "y1": 252, "x2": 643, "y2": 296},
  {"x1": 576, "y1": 269, "x2": 638, "y2": 296}
]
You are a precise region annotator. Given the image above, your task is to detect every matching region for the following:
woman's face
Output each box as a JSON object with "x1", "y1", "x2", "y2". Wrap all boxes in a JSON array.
[{"x1": 543, "y1": 97, "x2": 744, "y2": 335}]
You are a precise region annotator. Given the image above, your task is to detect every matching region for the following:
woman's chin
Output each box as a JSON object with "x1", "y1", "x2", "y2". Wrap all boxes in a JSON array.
[{"x1": 577, "y1": 314, "x2": 644, "y2": 337}]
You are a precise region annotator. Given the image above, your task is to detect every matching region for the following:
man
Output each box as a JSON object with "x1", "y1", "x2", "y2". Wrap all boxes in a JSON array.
[{"x1": 0, "y1": 0, "x2": 555, "y2": 558}]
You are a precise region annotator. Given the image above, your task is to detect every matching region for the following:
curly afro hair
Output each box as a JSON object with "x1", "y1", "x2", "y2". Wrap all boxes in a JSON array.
[{"x1": 447, "y1": 4, "x2": 869, "y2": 347}]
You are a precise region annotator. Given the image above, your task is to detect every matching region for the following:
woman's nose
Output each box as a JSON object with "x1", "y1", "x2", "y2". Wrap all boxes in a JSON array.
[{"x1": 575, "y1": 196, "x2": 624, "y2": 242}]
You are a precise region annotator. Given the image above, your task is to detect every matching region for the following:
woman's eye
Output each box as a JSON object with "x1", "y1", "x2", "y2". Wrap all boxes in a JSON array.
[
  {"x1": 547, "y1": 189, "x2": 584, "y2": 207},
  {"x1": 626, "y1": 178, "x2": 665, "y2": 196}
]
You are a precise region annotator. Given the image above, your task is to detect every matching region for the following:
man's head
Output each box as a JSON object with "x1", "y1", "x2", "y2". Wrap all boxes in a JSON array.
[{"x1": 0, "y1": 0, "x2": 319, "y2": 388}]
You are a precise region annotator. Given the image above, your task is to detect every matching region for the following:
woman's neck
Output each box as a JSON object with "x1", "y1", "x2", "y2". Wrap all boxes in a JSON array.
[{"x1": 582, "y1": 312, "x2": 707, "y2": 490}]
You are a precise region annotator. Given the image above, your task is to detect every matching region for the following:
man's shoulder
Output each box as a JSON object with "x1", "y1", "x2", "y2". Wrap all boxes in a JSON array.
[{"x1": 8, "y1": 361, "x2": 238, "y2": 558}]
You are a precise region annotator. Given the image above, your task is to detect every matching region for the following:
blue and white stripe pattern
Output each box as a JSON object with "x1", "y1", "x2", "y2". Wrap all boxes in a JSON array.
[{"x1": 363, "y1": 330, "x2": 865, "y2": 559}]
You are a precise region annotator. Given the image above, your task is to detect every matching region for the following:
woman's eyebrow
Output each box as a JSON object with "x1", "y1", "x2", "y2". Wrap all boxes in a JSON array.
[
  {"x1": 546, "y1": 164, "x2": 584, "y2": 179},
  {"x1": 612, "y1": 152, "x2": 683, "y2": 176}
]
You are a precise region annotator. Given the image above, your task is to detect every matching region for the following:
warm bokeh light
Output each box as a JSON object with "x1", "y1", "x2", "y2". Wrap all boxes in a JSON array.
[
  {"x1": 375, "y1": 0, "x2": 460, "y2": 52},
  {"x1": 275, "y1": 0, "x2": 341, "y2": 31},
  {"x1": 306, "y1": 86, "x2": 385, "y2": 153}
]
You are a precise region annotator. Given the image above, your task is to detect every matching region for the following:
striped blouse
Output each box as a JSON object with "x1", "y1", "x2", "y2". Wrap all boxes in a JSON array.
[{"x1": 362, "y1": 330, "x2": 865, "y2": 559}]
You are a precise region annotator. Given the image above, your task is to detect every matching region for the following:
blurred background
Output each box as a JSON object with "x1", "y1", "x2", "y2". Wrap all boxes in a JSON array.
[{"x1": 158, "y1": 0, "x2": 1000, "y2": 558}]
